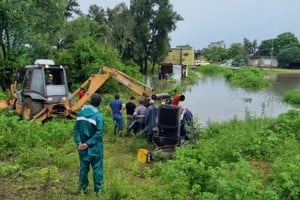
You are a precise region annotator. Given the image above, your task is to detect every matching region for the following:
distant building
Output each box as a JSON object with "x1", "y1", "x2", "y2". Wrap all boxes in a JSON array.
[
  {"x1": 163, "y1": 45, "x2": 195, "y2": 65},
  {"x1": 208, "y1": 41, "x2": 226, "y2": 49},
  {"x1": 248, "y1": 56, "x2": 278, "y2": 67}
]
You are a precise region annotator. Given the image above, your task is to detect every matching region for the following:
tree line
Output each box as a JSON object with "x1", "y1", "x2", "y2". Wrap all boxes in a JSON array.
[
  {"x1": 201, "y1": 32, "x2": 300, "y2": 67},
  {"x1": 0, "y1": 0, "x2": 182, "y2": 91}
]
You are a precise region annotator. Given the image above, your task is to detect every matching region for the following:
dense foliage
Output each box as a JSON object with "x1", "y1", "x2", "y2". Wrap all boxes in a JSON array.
[
  {"x1": 201, "y1": 32, "x2": 300, "y2": 67},
  {"x1": 226, "y1": 67, "x2": 270, "y2": 90},
  {"x1": 197, "y1": 65, "x2": 270, "y2": 90},
  {"x1": 0, "y1": 0, "x2": 181, "y2": 91},
  {"x1": 1, "y1": 1, "x2": 300, "y2": 199},
  {"x1": 201, "y1": 47, "x2": 229, "y2": 63},
  {"x1": 283, "y1": 89, "x2": 300, "y2": 105},
  {"x1": 277, "y1": 47, "x2": 300, "y2": 67},
  {"x1": 197, "y1": 64, "x2": 230, "y2": 75},
  {"x1": 154, "y1": 110, "x2": 300, "y2": 199},
  {"x1": 1, "y1": 107, "x2": 299, "y2": 199}
]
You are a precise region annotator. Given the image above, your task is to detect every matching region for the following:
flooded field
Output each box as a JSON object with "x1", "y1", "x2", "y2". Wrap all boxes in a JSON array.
[{"x1": 149, "y1": 67, "x2": 300, "y2": 125}]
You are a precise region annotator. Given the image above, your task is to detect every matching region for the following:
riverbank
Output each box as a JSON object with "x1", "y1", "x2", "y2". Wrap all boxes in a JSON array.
[
  {"x1": 1, "y1": 65, "x2": 300, "y2": 199},
  {"x1": 262, "y1": 67, "x2": 300, "y2": 74},
  {"x1": 1, "y1": 108, "x2": 299, "y2": 199}
]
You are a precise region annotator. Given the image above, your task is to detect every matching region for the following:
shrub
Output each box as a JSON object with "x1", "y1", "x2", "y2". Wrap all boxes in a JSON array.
[
  {"x1": 227, "y1": 67, "x2": 270, "y2": 90},
  {"x1": 282, "y1": 89, "x2": 300, "y2": 105},
  {"x1": 268, "y1": 151, "x2": 300, "y2": 199},
  {"x1": 197, "y1": 64, "x2": 229, "y2": 75}
]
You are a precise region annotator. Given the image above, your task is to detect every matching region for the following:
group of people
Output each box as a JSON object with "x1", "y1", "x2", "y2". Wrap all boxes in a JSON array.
[
  {"x1": 73, "y1": 92, "x2": 192, "y2": 196},
  {"x1": 106, "y1": 94, "x2": 157, "y2": 140},
  {"x1": 127, "y1": 97, "x2": 157, "y2": 140},
  {"x1": 105, "y1": 92, "x2": 189, "y2": 139}
]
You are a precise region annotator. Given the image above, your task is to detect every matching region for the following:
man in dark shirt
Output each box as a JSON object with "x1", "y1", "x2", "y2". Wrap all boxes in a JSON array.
[{"x1": 125, "y1": 96, "x2": 136, "y2": 133}]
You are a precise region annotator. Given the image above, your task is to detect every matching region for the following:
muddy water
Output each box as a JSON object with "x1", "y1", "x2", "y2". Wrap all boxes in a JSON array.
[{"x1": 148, "y1": 68, "x2": 300, "y2": 125}]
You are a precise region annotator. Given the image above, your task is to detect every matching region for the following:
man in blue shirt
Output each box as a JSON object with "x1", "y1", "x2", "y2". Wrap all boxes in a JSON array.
[{"x1": 108, "y1": 94, "x2": 124, "y2": 135}]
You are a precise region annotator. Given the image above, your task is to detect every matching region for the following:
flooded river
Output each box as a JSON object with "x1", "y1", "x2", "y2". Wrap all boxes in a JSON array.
[{"x1": 149, "y1": 67, "x2": 300, "y2": 125}]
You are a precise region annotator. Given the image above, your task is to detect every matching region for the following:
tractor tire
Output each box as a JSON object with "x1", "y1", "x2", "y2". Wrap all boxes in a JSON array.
[{"x1": 22, "y1": 97, "x2": 43, "y2": 120}]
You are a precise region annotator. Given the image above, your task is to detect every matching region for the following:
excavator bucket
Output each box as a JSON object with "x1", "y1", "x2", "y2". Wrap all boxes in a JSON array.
[{"x1": 0, "y1": 100, "x2": 8, "y2": 109}]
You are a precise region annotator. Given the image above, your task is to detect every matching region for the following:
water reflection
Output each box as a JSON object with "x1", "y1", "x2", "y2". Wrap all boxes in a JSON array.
[{"x1": 148, "y1": 72, "x2": 300, "y2": 125}]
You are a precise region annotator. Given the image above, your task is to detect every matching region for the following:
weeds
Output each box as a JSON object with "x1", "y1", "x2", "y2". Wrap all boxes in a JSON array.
[{"x1": 282, "y1": 88, "x2": 300, "y2": 105}]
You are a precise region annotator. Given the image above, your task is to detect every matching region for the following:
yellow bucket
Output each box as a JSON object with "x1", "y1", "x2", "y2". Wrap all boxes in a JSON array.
[
  {"x1": 0, "y1": 100, "x2": 8, "y2": 109},
  {"x1": 137, "y1": 148, "x2": 149, "y2": 164}
]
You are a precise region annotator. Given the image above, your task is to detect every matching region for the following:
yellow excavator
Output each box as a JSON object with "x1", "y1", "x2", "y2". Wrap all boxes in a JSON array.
[{"x1": 0, "y1": 59, "x2": 166, "y2": 122}]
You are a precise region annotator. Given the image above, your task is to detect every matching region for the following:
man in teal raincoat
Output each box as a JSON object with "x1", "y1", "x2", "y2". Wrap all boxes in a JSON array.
[{"x1": 74, "y1": 94, "x2": 104, "y2": 195}]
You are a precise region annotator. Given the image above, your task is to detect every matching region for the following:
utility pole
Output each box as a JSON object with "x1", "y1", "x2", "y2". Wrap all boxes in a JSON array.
[
  {"x1": 270, "y1": 39, "x2": 274, "y2": 67},
  {"x1": 179, "y1": 48, "x2": 183, "y2": 65}
]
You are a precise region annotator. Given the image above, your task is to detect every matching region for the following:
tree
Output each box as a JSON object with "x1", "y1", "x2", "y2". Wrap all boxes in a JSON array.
[
  {"x1": 0, "y1": 1, "x2": 32, "y2": 90},
  {"x1": 257, "y1": 32, "x2": 299, "y2": 58},
  {"x1": 257, "y1": 39, "x2": 273, "y2": 56},
  {"x1": 86, "y1": 5, "x2": 112, "y2": 44},
  {"x1": 57, "y1": 37, "x2": 119, "y2": 88},
  {"x1": 201, "y1": 47, "x2": 229, "y2": 63},
  {"x1": 130, "y1": 0, "x2": 182, "y2": 74},
  {"x1": 57, "y1": 37, "x2": 143, "y2": 92},
  {"x1": 228, "y1": 43, "x2": 244, "y2": 61},
  {"x1": 148, "y1": 0, "x2": 182, "y2": 72},
  {"x1": 65, "y1": 0, "x2": 80, "y2": 18},
  {"x1": 243, "y1": 38, "x2": 257, "y2": 56},
  {"x1": 0, "y1": 0, "x2": 78, "y2": 90},
  {"x1": 60, "y1": 16, "x2": 101, "y2": 49},
  {"x1": 277, "y1": 47, "x2": 300, "y2": 68},
  {"x1": 107, "y1": 3, "x2": 135, "y2": 60},
  {"x1": 274, "y1": 32, "x2": 300, "y2": 56}
]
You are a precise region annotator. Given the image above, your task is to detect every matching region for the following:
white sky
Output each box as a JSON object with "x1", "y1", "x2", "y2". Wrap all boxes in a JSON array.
[{"x1": 77, "y1": 0, "x2": 300, "y2": 49}]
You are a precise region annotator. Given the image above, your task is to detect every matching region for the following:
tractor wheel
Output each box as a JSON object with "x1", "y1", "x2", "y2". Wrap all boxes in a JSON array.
[{"x1": 22, "y1": 97, "x2": 43, "y2": 120}]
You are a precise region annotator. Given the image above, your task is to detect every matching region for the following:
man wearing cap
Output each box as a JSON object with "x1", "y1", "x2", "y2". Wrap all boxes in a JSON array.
[{"x1": 74, "y1": 94, "x2": 104, "y2": 195}]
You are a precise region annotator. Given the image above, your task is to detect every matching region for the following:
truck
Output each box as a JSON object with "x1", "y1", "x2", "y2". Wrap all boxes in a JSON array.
[{"x1": 0, "y1": 59, "x2": 161, "y2": 122}]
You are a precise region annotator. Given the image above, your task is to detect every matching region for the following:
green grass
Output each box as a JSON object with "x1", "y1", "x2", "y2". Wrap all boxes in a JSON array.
[
  {"x1": 283, "y1": 88, "x2": 300, "y2": 105},
  {"x1": 1, "y1": 67, "x2": 300, "y2": 199},
  {"x1": 226, "y1": 66, "x2": 270, "y2": 90},
  {"x1": 198, "y1": 65, "x2": 270, "y2": 90},
  {"x1": 0, "y1": 109, "x2": 300, "y2": 199}
]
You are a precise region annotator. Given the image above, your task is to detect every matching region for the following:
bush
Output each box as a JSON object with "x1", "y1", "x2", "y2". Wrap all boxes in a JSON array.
[
  {"x1": 198, "y1": 65, "x2": 229, "y2": 75},
  {"x1": 227, "y1": 67, "x2": 270, "y2": 90},
  {"x1": 277, "y1": 46, "x2": 300, "y2": 66},
  {"x1": 268, "y1": 151, "x2": 300, "y2": 199},
  {"x1": 154, "y1": 112, "x2": 300, "y2": 199},
  {"x1": 282, "y1": 89, "x2": 300, "y2": 105}
]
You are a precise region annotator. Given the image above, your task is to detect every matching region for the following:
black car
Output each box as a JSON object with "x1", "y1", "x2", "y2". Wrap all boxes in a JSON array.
[{"x1": 231, "y1": 60, "x2": 245, "y2": 67}]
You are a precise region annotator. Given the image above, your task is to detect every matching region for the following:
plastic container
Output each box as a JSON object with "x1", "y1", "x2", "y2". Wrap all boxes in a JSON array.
[{"x1": 137, "y1": 148, "x2": 149, "y2": 164}]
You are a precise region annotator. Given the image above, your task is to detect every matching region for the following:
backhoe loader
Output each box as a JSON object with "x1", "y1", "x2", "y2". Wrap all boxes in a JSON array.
[{"x1": 0, "y1": 59, "x2": 163, "y2": 122}]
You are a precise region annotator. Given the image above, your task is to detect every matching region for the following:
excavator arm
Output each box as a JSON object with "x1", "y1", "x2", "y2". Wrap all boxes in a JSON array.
[
  {"x1": 101, "y1": 66, "x2": 154, "y2": 96},
  {"x1": 70, "y1": 66, "x2": 155, "y2": 112}
]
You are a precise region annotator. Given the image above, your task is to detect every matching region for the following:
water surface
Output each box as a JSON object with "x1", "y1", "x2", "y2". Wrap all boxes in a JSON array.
[{"x1": 148, "y1": 68, "x2": 300, "y2": 125}]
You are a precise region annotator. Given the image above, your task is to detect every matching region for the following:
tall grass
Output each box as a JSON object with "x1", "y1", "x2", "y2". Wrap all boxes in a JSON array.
[
  {"x1": 197, "y1": 64, "x2": 230, "y2": 75},
  {"x1": 0, "y1": 109, "x2": 299, "y2": 199},
  {"x1": 283, "y1": 88, "x2": 300, "y2": 105},
  {"x1": 155, "y1": 110, "x2": 300, "y2": 199},
  {"x1": 226, "y1": 66, "x2": 270, "y2": 90}
]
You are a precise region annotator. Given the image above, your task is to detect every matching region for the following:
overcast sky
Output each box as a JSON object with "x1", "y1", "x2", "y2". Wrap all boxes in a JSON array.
[{"x1": 77, "y1": 0, "x2": 300, "y2": 50}]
